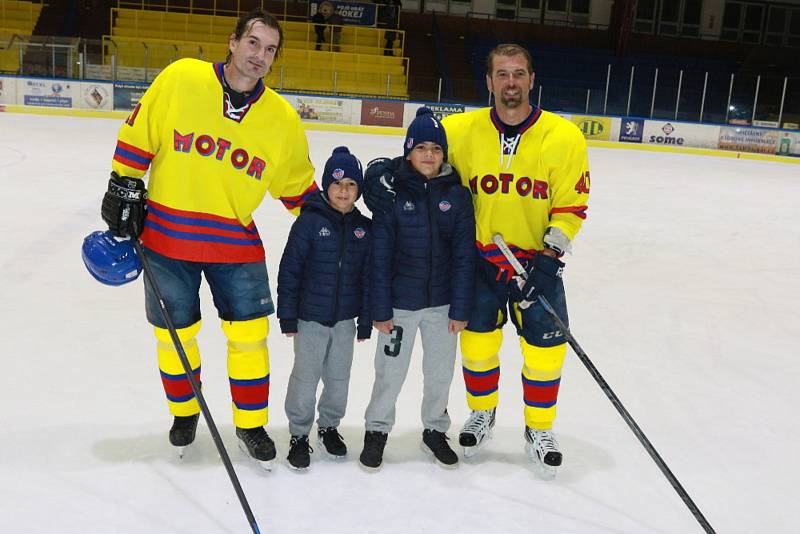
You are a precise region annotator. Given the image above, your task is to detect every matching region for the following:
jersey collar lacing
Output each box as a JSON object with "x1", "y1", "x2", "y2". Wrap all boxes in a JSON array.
[{"x1": 490, "y1": 106, "x2": 542, "y2": 170}]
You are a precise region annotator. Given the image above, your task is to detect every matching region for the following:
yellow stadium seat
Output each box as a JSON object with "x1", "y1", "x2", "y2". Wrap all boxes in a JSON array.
[{"x1": 107, "y1": 7, "x2": 407, "y2": 98}]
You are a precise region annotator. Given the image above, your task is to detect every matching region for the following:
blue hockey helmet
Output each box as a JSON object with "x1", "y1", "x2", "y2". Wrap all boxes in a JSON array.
[{"x1": 81, "y1": 230, "x2": 142, "y2": 286}]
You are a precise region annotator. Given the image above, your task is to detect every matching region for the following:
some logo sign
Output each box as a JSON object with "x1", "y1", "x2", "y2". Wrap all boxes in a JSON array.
[
  {"x1": 332, "y1": 168, "x2": 345, "y2": 180},
  {"x1": 354, "y1": 227, "x2": 366, "y2": 239},
  {"x1": 648, "y1": 122, "x2": 685, "y2": 145},
  {"x1": 319, "y1": 227, "x2": 331, "y2": 237},
  {"x1": 438, "y1": 200, "x2": 451, "y2": 212},
  {"x1": 403, "y1": 201, "x2": 415, "y2": 211}
]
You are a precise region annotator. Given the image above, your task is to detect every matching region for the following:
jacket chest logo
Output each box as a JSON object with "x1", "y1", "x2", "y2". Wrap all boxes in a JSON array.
[
  {"x1": 354, "y1": 227, "x2": 366, "y2": 239},
  {"x1": 319, "y1": 226, "x2": 331, "y2": 237},
  {"x1": 403, "y1": 201, "x2": 415, "y2": 211},
  {"x1": 438, "y1": 200, "x2": 451, "y2": 212}
]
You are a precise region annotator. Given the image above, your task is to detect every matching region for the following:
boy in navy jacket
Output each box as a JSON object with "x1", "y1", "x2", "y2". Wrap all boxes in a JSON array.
[
  {"x1": 360, "y1": 107, "x2": 476, "y2": 471},
  {"x1": 278, "y1": 147, "x2": 372, "y2": 470}
]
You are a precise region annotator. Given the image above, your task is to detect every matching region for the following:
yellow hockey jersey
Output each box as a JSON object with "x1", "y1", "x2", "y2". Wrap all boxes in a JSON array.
[
  {"x1": 111, "y1": 58, "x2": 317, "y2": 263},
  {"x1": 442, "y1": 107, "x2": 589, "y2": 278}
]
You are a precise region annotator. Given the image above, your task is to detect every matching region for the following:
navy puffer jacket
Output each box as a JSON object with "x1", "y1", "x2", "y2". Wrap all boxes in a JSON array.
[
  {"x1": 370, "y1": 157, "x2": 475, "y2": 322},
  {"x1": 277, "y1": 192, "x2": 372, "y2": 337}
]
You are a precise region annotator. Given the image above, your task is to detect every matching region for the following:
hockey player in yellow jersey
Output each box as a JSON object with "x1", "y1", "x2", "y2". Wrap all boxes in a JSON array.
[
  {"x1": 363, "y1": 44, "x2": 589, "y2": 477},
  {"x1": 99, "y1": 9, "x2": 318, "y2": 469}
]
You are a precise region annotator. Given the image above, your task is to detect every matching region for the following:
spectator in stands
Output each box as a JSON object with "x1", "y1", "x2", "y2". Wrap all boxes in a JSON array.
[
  {"x1": 375, "y1": 0, "x2": 401, "y2": 56},
  {"x1": 311, "y1": 1, "x2": 344, "y2": 52}
]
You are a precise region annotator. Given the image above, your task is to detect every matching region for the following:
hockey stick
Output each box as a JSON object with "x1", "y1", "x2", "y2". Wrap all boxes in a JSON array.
[
  {"x1": 133, "y1": 240, "x2": 262, "y2": 534},
  {"x1": 491, "y1": 234, "x2": 715, "y2": 534}
]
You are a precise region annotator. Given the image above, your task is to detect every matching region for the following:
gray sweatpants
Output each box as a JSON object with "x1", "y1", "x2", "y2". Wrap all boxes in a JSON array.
[
  {"x1": 364, "y1": 305, "x2": 457, "y2": 434},
  {"x1": 284, "y1": 319, "x2": 356, "y2": 437}
]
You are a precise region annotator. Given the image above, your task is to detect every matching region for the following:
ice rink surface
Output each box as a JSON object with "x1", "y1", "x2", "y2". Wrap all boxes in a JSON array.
[{"x1": 0, "y1": 112, "x2": 798, "y2": 533}]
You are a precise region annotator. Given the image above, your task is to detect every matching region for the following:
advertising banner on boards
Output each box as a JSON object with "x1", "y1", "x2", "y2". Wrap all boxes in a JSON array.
[
  {"x1": 19, "y1": 78, "x2": 78, "y2": 108},
  {"x1": 718, "y1": 126, "x2": 779, "y2": 154},
  {"x1": 361, "y1": 99, "x2": 404, "y2": 127},
  {"x1": 283, "y1": 94, "x2": 352, "y2": 124}
]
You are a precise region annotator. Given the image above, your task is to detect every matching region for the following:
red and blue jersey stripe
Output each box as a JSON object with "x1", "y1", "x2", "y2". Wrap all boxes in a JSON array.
[
  {"x1": 476, "y1": 240, "x2": 535, "y2": 281},
  {"x1": 280, "y1": 182, "x2": 319, "y2": 211},
  {"x1": 142, "y1": 200, "x2": 265, "y2": 263},
  {"x1": 113, "y1": 140, "x2": 154, "y2": 172},
  {"x1": 551, "y1": 205, "x2": 588, "y2": 220}
]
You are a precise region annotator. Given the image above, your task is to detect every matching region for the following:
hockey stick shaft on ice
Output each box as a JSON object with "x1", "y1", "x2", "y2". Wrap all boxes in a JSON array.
[
  {"x1": 491, "y1": 234, "x2": 715, "y2": 534},
  {"x1": 133, "y1": 241, "x2": 262, "y2": 534}
]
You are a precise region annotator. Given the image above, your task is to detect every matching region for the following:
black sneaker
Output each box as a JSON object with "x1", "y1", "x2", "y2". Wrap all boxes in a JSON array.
[
  {"x1": 422, "y1": 429, "x2": 459, "y2": 468},
  {"x1": 359, "y1": 431, "x2": 388, "y2": 471},
  {"x1": 318, "y1": 426, "x2": 347, "y2": 458},
  {"x1": 287, "y1": 435, "x2": 312, "y2": 470},
  {"x1": 236, "y1": 426, "x2": 276, "y2": 462},
  {"x1": 169, "y1": 414, "x2": 199, "y2": 447}
]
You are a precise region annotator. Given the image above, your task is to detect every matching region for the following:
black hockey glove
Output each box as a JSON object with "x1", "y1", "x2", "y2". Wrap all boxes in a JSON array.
[
  {"x1": 363, "y1": 157, "x2": 396, "y2": 215},
  {"x1": 516, "y1": 253, "x2": 565, "y2": 305},
  {"x1": 101, "y1": 172, "x2": 147, "y2": 238}
]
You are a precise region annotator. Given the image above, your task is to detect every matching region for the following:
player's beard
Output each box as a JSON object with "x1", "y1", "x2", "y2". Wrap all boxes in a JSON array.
[{"x1": 499, "y1": 85, "x2": 524, "y2": 108}]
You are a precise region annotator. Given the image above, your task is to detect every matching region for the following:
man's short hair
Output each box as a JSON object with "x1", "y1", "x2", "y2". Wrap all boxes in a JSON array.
[
  {"x1": 226, "y1": 8, "x2": 284, "y2": 63},
  {"x1": 486, "y1": 44, "x2": 533, "y2": 75}
]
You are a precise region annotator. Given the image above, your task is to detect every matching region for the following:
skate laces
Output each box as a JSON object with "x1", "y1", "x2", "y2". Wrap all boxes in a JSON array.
[
  {"x1": 239, "y1": 427, "x2": 269, "y2": 447},
  {"x1": 529, "y1": 428, "x2": 559, "y2": 452},
  {"x1": 463, "y1": 410, "x2": 493, "y2": 434}
]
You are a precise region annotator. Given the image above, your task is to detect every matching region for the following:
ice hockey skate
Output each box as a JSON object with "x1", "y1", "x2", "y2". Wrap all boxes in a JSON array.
[
  {"x1": 236, "y1": 426, "x2": 276, "y2": 471},
  {"x1": 458, "y1": 408, "x2": 496, "y2": 458},
  {"x1": 169, "y1": 414, "x2": 199, "y2": 459},
  {"x1": 524, "y1": 427, "x2": 562, "y2": 480}
]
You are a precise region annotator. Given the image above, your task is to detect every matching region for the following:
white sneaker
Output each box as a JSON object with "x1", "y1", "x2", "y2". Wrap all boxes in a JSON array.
[
  {"x1": 524, "y1": 427, "x2": 562, "y2": 480},
  {"x1": 458, "y1": 408, "x2": 496, "y2": 458}
]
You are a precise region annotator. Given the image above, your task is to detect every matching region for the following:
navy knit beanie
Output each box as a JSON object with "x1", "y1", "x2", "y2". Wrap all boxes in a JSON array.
[
  {"x1": 322, "y1": 146, "x2": 364, "y2": 199},
  {"x1": 404, "y1": 107, "x2": 448, "y2": 161}
]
